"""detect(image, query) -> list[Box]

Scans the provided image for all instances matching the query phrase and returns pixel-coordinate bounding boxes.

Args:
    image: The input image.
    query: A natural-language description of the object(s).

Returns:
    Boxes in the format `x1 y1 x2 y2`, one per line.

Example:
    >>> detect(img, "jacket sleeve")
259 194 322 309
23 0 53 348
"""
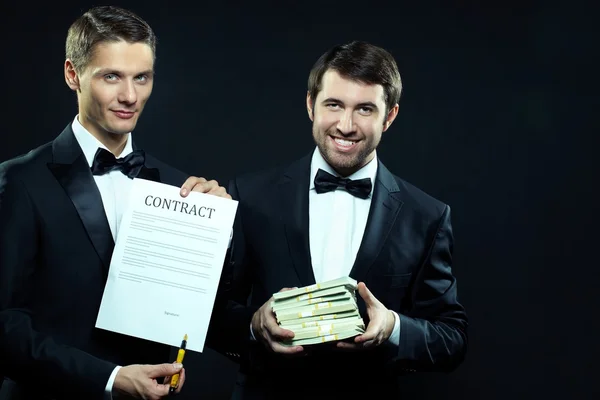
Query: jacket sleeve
394 205 468 372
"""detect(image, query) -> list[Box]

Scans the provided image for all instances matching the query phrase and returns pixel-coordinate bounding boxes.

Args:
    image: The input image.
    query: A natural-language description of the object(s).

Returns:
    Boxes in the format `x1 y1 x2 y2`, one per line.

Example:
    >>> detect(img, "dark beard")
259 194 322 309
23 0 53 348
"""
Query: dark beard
313 126 376 177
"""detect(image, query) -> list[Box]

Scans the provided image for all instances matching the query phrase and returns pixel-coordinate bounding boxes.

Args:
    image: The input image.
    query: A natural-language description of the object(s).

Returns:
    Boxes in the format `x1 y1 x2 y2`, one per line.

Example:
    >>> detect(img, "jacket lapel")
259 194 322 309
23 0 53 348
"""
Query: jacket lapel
47 125 115 273
46 127 162 275
350 161 403 282
278 155 316 287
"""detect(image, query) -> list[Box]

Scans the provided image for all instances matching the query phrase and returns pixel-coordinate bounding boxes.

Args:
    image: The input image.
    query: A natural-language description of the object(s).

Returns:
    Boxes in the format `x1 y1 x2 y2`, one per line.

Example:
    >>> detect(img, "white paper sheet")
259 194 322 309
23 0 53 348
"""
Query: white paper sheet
95 178 238 352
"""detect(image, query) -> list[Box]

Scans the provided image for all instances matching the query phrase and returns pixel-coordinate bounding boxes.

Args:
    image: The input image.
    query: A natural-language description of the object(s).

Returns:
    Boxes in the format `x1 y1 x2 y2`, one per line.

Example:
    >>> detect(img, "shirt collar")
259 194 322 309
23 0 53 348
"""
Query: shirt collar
71 114 134 168
309 147 378 197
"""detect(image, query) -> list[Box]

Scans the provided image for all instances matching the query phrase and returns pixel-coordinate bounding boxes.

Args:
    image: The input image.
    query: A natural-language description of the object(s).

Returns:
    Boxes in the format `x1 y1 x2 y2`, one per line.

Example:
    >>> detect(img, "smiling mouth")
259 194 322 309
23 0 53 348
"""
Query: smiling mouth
332 137 358 147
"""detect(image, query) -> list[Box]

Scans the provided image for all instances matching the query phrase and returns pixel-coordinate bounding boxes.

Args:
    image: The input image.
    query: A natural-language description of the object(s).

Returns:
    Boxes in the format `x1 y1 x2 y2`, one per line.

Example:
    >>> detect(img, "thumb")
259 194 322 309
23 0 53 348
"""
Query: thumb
147 362 183 378
357 282 375 306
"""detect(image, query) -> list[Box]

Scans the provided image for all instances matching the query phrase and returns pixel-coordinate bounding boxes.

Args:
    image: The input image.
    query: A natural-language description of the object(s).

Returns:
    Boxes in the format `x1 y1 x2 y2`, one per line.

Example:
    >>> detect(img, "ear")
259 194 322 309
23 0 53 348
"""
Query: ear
382 104 399 132
306 91 314 121
64 59 80 91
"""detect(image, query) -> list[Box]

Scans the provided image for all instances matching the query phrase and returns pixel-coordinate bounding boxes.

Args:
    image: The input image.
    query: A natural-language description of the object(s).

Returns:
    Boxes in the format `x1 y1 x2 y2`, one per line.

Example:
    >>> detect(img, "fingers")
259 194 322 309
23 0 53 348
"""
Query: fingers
355 309 395 347
207 184 231 199
355 323 379 344
357 282 375 306
262 307 294 341
180 176 207 197
268 322 295 342
355 306 388 346
189 179 219 195
263 326 303 354
157 375 172 399
257 321 300 354
162 367 186 395
146 362 183 379
254 299 304 355
258 295 294 341
336 341 364 351
153 382 171 398
255 287 303 354
354 334 378 348
264 318 303 354
263 316 294 341
336 339 375 350
271 340 304 354
115 364 182 400
180 177 231 199
154 364 185 397
175 367 186 394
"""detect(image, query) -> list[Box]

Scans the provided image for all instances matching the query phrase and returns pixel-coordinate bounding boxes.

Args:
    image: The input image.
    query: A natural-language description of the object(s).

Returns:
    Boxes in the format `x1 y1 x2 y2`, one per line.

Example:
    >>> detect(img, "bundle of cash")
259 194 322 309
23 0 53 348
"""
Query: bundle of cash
271 276 365 346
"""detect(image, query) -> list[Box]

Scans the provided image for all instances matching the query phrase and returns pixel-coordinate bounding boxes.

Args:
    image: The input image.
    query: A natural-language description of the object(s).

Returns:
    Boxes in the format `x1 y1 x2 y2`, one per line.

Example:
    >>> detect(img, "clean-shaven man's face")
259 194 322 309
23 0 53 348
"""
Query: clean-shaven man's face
65 40 154 141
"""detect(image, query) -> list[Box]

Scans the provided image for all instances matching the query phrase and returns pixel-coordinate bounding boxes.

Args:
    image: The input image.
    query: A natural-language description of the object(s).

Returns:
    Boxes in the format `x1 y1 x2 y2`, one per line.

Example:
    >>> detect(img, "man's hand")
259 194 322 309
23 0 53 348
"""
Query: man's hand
337 282 395 351
179 176 231 199
251 288 304 355
113 362 185 399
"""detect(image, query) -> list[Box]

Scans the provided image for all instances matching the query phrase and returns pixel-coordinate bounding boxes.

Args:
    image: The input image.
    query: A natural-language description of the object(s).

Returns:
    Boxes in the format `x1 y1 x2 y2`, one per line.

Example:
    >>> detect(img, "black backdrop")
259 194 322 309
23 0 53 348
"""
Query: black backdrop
1 1 597 398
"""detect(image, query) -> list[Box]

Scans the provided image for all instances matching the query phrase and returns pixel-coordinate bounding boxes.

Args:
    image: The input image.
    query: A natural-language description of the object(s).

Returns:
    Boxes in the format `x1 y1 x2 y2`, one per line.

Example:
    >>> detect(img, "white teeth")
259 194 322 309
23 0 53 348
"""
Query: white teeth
334 138 356 146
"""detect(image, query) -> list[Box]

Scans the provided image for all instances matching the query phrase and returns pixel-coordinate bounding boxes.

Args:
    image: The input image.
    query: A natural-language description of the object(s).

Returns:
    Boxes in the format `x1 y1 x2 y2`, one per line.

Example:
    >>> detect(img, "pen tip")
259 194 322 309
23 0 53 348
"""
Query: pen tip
184 334 188 341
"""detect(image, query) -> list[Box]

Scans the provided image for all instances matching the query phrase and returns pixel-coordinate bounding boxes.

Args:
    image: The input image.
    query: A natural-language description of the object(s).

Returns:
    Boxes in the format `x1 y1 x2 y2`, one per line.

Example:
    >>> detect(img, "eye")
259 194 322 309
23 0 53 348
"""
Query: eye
135 74 148 83
104 73 118 81
326 103 341 110
358 107 373 115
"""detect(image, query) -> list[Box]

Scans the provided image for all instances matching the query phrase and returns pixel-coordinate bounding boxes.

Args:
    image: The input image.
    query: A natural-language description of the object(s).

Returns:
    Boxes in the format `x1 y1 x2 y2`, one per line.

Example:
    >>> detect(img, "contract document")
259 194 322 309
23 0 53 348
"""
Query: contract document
96 178 238 352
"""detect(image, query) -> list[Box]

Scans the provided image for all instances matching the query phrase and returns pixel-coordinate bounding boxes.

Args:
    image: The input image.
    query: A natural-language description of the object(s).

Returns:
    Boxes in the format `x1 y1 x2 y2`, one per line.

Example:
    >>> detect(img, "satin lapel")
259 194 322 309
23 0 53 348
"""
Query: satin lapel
47 125 114 273
350 161 403 282
278 155 316 287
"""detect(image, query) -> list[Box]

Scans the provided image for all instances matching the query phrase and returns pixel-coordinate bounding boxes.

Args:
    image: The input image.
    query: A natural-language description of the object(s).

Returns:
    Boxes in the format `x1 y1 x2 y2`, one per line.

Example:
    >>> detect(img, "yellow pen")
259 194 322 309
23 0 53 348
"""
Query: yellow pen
169 334 187 394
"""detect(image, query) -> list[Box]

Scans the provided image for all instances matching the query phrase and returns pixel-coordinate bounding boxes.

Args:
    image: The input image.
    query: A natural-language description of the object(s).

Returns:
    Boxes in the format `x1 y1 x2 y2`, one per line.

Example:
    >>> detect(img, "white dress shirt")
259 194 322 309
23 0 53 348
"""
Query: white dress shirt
71 115 128 399
308 147 401 346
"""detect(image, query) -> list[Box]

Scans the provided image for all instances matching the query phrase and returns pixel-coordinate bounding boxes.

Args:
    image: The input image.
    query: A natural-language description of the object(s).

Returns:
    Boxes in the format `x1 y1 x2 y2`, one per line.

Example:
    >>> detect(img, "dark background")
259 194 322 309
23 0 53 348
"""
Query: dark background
1 0 597 398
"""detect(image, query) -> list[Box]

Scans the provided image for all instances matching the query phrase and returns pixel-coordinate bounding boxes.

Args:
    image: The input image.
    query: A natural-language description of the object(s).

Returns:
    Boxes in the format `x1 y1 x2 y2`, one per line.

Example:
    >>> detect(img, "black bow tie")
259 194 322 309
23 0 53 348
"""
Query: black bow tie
313 168 372 199
91 148 145 179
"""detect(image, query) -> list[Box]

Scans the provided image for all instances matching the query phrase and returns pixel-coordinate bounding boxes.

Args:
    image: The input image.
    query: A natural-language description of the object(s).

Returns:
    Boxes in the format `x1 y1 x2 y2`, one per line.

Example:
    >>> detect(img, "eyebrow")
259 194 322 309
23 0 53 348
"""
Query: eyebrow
94 68 154 77
321 97 379 110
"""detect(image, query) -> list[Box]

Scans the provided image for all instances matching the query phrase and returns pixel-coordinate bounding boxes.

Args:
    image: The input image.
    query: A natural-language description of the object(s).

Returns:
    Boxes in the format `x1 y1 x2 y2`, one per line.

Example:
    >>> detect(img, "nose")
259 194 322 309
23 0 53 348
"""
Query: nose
117 80 137 105
336 109 355 134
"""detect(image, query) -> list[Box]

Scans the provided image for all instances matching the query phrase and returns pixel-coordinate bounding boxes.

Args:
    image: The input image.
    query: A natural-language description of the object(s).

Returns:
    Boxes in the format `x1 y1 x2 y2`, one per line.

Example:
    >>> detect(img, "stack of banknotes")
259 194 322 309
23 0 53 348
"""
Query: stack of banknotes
271 276 365 346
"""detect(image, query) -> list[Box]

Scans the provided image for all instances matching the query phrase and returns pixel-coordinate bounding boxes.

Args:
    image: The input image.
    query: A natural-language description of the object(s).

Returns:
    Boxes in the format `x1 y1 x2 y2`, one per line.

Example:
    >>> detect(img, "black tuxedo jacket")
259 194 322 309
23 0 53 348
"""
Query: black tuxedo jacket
0 125 188 399
216 153 468 393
